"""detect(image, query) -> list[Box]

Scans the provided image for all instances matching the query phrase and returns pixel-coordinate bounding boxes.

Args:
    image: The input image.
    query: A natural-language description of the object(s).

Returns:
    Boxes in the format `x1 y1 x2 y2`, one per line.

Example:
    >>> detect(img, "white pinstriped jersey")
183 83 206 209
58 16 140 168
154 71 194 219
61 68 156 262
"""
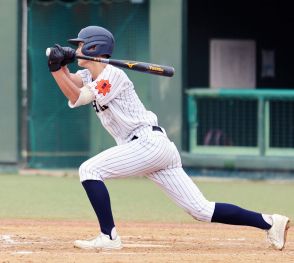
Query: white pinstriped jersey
76 65 158 145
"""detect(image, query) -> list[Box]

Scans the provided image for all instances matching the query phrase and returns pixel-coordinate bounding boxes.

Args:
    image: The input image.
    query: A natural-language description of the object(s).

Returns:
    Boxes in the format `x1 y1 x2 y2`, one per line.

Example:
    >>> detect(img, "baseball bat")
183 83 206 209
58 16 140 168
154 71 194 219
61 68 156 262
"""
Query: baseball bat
46 48 175 77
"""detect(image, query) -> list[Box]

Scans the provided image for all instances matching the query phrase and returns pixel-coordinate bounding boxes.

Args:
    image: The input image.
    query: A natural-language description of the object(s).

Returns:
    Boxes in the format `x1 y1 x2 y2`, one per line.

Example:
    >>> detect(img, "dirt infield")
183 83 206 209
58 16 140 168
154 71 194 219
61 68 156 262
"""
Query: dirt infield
0 219 293 263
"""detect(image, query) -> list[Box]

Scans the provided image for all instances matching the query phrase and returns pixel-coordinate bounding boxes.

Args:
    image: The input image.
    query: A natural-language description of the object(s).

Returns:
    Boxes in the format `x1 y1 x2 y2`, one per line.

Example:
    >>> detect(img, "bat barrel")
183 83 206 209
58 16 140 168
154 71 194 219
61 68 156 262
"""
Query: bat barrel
109 59 175 77
147 64 175 77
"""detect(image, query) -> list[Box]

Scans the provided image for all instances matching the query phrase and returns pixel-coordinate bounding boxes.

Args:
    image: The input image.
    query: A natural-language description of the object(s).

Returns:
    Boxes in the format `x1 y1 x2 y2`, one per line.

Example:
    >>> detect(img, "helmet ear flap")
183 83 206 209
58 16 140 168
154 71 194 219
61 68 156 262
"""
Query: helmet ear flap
82 41 113 57
81 42 98 56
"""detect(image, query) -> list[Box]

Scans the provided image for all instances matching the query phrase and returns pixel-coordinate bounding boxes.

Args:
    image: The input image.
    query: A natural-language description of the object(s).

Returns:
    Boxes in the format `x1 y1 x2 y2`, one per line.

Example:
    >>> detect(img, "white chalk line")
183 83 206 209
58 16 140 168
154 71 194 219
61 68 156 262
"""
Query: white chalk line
0 235 16 244
123 243 171 248
0 236 292 258
0 234 251 250
11 251 34 255
123 235 248 242
3 233 293 255
0 234 171 250
0 234 82 246
1 234 248 244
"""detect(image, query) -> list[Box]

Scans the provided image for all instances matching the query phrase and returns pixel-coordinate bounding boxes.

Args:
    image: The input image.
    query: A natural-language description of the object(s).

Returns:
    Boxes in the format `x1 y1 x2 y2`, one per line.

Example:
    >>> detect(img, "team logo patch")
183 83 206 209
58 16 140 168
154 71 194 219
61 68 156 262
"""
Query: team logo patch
96 79 111 96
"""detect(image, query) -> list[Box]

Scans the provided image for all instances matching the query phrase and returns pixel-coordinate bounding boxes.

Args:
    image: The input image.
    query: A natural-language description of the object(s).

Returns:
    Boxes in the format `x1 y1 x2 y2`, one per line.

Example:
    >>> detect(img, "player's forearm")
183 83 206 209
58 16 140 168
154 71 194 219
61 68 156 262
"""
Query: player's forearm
62 66 84 87
61 66 71 78
51 70 81 104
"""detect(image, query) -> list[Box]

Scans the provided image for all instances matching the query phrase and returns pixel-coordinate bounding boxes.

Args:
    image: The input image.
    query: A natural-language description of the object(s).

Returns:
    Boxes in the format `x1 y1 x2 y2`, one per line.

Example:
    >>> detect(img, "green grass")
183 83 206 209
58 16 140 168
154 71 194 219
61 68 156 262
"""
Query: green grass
0 174 293 222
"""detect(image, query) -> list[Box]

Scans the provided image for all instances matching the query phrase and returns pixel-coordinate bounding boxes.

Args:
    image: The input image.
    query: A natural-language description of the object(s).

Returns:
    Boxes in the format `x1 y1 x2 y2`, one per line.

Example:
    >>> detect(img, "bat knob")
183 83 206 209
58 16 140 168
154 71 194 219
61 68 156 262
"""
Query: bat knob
46 47 51 57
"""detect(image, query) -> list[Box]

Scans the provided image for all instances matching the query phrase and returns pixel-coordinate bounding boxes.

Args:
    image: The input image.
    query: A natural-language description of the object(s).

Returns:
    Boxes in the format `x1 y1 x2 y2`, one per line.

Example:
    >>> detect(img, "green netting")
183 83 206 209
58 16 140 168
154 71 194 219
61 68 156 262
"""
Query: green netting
270 100 294 148
187 89 294 155
27 0 149 168
197 98 257 147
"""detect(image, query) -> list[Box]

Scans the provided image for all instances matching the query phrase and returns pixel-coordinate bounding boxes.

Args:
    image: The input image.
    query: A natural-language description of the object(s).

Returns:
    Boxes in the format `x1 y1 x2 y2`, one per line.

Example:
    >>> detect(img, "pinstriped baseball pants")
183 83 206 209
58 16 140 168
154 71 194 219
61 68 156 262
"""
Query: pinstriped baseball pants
79 127 215 222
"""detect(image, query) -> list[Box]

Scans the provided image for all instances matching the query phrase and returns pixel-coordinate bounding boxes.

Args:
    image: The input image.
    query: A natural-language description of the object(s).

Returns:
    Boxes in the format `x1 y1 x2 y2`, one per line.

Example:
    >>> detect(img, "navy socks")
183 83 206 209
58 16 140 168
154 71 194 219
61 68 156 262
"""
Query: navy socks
82 180 115 239
211 203 271 230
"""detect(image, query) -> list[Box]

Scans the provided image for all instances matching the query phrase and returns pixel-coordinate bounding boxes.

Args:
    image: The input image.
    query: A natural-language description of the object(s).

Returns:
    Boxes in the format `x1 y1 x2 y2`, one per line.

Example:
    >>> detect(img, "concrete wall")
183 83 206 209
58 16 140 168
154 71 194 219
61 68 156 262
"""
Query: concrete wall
150 0 184 149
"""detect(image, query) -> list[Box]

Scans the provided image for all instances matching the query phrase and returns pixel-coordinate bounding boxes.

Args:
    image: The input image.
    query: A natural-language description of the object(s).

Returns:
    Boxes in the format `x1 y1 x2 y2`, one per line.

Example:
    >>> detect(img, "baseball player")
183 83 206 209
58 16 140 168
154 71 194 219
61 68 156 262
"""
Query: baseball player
47 25 290 251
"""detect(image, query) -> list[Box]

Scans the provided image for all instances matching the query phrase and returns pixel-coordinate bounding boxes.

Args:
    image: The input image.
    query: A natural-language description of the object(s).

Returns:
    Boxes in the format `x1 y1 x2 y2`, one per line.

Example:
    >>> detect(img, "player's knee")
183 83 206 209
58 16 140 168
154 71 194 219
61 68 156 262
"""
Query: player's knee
78 162 90 181
190 200 215 222
78 162 103 182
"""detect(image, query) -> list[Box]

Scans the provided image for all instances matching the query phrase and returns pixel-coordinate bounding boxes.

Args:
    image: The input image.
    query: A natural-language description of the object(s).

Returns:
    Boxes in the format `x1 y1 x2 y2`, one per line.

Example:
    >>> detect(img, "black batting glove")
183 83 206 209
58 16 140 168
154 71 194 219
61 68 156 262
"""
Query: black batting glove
55 44 76 66
47 44 64 72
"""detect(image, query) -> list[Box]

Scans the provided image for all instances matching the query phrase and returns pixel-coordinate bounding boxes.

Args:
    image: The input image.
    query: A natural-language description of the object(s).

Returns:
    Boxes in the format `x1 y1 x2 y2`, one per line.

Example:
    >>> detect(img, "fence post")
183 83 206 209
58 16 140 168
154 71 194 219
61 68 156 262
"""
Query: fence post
188 96 197 151
257 97 265 156
264 100 270 154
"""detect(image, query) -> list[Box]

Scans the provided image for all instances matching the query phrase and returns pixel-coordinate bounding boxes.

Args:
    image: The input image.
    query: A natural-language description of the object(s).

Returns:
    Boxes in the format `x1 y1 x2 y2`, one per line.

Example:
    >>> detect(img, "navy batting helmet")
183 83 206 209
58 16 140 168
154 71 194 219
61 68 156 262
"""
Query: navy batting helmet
68 26 114 57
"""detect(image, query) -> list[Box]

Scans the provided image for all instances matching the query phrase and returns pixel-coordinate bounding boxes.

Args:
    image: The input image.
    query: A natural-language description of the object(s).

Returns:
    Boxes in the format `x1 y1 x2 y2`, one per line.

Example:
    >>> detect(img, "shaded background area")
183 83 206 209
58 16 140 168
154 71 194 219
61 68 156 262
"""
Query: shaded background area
188 0 294 88
27 0 150 167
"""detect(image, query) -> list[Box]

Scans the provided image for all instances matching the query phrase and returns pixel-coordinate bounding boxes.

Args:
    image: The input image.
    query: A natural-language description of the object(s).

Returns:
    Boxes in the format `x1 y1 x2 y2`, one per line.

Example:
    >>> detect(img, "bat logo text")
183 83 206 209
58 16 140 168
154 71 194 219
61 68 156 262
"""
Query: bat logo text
149 65 164 73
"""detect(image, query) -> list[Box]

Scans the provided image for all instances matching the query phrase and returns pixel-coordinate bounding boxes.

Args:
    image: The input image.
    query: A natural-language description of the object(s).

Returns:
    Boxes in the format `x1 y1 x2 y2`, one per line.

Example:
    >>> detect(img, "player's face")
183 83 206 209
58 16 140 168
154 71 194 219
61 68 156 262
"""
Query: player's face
76 42 98 68
76 42 89 68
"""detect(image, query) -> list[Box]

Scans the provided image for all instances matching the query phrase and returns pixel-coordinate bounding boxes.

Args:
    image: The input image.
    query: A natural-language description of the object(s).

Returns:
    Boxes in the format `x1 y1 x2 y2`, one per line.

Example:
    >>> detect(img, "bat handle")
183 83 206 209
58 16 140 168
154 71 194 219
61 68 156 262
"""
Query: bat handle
75 55 108 64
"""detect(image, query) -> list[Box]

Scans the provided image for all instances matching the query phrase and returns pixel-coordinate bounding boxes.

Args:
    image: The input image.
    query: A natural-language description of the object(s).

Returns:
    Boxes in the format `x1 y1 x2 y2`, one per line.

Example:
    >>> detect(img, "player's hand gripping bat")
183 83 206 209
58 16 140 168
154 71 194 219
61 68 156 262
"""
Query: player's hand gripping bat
46 47 175 77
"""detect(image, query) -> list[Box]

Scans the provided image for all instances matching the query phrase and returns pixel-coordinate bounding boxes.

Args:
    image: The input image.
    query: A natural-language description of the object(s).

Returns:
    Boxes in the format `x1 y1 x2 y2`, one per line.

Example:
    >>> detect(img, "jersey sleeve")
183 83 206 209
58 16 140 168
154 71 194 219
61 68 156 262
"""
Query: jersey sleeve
86 65 129 106
76 69 92 86
68 85 95 108
67 69 94 108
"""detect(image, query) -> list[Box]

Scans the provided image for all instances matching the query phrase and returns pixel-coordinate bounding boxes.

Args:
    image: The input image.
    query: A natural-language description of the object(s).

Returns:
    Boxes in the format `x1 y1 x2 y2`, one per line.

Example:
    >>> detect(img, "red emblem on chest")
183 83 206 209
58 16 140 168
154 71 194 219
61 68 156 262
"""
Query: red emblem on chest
96 79 111 96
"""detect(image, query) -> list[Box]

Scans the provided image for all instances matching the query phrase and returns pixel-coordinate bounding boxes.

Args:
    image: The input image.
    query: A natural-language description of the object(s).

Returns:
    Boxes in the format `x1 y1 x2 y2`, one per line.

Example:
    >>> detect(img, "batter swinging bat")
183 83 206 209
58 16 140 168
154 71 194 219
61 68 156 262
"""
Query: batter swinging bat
46 48 175 77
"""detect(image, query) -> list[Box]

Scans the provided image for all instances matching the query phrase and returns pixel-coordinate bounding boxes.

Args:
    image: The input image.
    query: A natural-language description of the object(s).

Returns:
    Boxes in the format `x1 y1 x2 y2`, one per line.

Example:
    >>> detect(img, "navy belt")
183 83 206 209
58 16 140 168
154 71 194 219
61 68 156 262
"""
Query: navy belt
131 126 163 141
